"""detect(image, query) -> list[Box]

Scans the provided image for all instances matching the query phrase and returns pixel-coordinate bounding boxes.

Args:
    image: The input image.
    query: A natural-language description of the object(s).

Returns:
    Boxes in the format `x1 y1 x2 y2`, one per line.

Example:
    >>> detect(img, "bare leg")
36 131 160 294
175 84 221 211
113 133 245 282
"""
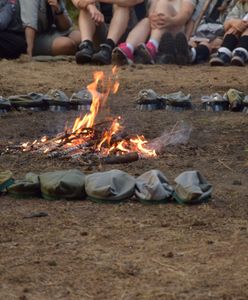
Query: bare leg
51 36 78 55
150 1 178 42
107 5 130 44
126 18 151 48
78 9 96 41
68 30 81 45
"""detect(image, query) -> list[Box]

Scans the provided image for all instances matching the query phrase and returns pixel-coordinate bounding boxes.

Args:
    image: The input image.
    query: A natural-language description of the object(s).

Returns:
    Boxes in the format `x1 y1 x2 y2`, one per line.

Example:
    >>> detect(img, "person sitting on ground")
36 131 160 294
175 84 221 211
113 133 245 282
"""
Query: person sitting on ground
111 0 197 65
18 0 81 57
178 0 234 65
210 0 248 66
0 0 26 59
72 0 144 65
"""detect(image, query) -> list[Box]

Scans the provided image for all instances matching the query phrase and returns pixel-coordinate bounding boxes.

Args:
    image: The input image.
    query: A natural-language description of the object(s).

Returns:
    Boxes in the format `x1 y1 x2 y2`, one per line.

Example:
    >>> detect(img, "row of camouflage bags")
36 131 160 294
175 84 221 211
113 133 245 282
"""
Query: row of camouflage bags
0 89 92 113
0 169 212 204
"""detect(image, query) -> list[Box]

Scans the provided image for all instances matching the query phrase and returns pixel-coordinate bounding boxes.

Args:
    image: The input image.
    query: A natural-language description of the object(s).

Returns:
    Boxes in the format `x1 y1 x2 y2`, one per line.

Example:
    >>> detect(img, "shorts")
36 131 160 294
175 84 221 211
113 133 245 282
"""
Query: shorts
33 28 72 56
0 31 26 59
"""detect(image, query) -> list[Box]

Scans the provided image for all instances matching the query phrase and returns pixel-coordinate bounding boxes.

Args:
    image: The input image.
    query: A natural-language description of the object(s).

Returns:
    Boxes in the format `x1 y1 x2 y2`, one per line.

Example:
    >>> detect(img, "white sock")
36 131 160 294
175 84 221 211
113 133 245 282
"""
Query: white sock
218 47 232 57
191 48 196 63
126 43 134 53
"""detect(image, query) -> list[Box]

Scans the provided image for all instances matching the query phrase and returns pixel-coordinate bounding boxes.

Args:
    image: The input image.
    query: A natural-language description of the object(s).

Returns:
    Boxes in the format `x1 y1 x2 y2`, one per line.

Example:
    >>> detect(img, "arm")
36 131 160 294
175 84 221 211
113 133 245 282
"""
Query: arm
48 0 72 31
71 0 96 9
170 1 195 28
0 1 15 31
224 18 248 33
24 26 36 57
19 0 39 57
150 1 195 30
100 0 144 7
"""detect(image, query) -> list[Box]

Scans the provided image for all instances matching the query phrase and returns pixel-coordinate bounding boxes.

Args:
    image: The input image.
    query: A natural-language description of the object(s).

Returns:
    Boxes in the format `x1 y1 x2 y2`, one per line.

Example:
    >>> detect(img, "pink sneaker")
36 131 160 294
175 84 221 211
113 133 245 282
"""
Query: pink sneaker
146 41 157 60
112 43 134 65
135 42 157 64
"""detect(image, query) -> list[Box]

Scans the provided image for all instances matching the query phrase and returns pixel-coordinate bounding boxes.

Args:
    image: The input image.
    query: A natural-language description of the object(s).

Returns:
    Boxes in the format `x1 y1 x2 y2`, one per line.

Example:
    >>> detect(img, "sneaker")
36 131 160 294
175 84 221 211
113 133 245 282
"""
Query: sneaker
231 50 247 66
156 32 176 64
92 44 112 65
112 43 134 65
175 32 191 65
75 41 94 64
210 51 231 66
135 42 156 64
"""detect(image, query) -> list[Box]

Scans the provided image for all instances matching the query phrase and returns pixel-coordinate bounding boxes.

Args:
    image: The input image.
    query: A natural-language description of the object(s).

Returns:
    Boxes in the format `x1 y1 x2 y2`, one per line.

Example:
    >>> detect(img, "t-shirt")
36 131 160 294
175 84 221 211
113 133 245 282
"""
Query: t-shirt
19 0 72 32
226 1 248 20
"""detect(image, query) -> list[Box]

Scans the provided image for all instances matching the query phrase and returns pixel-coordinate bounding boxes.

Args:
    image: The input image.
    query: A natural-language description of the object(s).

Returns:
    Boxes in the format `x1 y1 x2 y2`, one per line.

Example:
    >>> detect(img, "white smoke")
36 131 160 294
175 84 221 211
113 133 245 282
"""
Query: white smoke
147 121 192 153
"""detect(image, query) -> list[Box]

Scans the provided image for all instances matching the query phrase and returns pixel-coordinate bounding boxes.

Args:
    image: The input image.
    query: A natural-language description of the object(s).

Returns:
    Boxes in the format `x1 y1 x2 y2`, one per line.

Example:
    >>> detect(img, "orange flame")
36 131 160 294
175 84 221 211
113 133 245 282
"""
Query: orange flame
21 67 157 159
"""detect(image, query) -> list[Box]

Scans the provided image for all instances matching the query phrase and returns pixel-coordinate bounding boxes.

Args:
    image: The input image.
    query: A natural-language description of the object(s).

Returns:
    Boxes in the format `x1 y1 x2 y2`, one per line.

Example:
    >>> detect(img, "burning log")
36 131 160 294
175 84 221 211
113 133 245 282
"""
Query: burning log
11 68 157 164
102 152 139 164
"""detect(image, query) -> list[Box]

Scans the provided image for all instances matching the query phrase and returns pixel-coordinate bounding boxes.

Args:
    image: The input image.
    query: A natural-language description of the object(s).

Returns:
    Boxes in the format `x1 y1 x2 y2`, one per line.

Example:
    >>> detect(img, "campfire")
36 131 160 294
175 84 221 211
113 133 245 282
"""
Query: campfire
19 67 157 164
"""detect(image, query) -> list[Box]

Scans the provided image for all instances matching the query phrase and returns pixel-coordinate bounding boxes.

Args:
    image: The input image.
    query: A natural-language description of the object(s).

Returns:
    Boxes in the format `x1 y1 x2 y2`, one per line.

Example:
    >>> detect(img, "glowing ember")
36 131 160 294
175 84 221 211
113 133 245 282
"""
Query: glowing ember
20 67 157 160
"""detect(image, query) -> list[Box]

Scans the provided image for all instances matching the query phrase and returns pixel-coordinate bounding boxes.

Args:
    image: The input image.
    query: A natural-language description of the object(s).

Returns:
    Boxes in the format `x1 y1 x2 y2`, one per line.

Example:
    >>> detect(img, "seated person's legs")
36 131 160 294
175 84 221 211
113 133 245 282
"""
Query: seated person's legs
76 8 98 64
32 29 80 56
112 17 151 65
231 29 248 66
210 28 240 66
92 5 131 65
135 0 179 64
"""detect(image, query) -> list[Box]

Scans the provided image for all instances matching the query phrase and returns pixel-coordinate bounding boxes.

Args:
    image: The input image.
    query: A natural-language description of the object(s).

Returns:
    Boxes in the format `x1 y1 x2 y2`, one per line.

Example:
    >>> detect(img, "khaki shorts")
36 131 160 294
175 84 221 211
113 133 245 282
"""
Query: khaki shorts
33 28 72 56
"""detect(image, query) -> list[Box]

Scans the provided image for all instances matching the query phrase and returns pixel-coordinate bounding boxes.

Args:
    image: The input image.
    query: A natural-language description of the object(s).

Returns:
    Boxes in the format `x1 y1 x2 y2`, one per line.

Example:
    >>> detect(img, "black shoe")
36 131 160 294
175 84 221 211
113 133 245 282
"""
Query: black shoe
231 49 247 66
175 32 191 65
210 51 231 66
156 32 176 64
92 44 112 65
135 43 155 64
75 41 94 64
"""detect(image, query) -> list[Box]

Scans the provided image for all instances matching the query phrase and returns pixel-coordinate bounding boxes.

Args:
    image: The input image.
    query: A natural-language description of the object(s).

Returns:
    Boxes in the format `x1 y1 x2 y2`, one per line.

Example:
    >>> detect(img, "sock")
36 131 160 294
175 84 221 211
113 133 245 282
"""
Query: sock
191 47 196 62
239 35 248 51
147 38 159 51
81 39 93 46
222 34 239 51
104 38 115 50
126 43 134 53
79 39 93 50
218 47 232 57
194 44 210 63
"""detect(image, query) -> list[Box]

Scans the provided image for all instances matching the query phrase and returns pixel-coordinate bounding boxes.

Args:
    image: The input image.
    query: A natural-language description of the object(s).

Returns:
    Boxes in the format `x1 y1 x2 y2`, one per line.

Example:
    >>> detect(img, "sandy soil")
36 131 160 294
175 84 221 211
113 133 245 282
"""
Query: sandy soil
0 59 248 300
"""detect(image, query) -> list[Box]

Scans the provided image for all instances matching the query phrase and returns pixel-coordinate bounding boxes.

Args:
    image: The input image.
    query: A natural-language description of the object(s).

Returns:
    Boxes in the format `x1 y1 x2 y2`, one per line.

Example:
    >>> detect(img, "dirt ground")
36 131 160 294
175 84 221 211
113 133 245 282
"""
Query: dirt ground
0 59 248 300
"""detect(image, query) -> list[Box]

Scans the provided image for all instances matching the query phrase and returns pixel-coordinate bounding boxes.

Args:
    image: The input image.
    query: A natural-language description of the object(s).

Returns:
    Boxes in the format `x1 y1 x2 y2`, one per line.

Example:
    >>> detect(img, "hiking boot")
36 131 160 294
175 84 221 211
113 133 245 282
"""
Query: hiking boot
231 49 247 66
75 41 94 64
175 32 191 65
156 32 176 64
112 43 134 65
135 42 156 64
210 51 231 66
92 44 112 65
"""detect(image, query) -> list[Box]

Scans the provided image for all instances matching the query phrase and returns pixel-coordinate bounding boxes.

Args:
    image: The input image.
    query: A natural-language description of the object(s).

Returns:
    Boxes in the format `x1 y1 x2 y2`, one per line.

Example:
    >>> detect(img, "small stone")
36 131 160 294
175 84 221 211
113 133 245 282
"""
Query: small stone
160 222 169 228
48 260 57 266
192 220 207 227
80 231 88 236
206 240 214 245
164 251 174 258
232 180 242 186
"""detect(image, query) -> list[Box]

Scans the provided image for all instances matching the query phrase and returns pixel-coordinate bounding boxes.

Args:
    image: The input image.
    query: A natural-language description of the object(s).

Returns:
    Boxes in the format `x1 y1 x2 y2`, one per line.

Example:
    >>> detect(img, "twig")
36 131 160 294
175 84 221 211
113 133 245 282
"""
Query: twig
217 159 233 171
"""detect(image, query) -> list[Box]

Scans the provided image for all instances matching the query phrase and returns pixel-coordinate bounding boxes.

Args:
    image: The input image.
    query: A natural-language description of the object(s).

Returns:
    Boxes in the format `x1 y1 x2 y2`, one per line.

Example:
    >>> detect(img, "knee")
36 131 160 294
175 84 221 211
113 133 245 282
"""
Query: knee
241 29 248 37
69 30 81 45
52 37 77 55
